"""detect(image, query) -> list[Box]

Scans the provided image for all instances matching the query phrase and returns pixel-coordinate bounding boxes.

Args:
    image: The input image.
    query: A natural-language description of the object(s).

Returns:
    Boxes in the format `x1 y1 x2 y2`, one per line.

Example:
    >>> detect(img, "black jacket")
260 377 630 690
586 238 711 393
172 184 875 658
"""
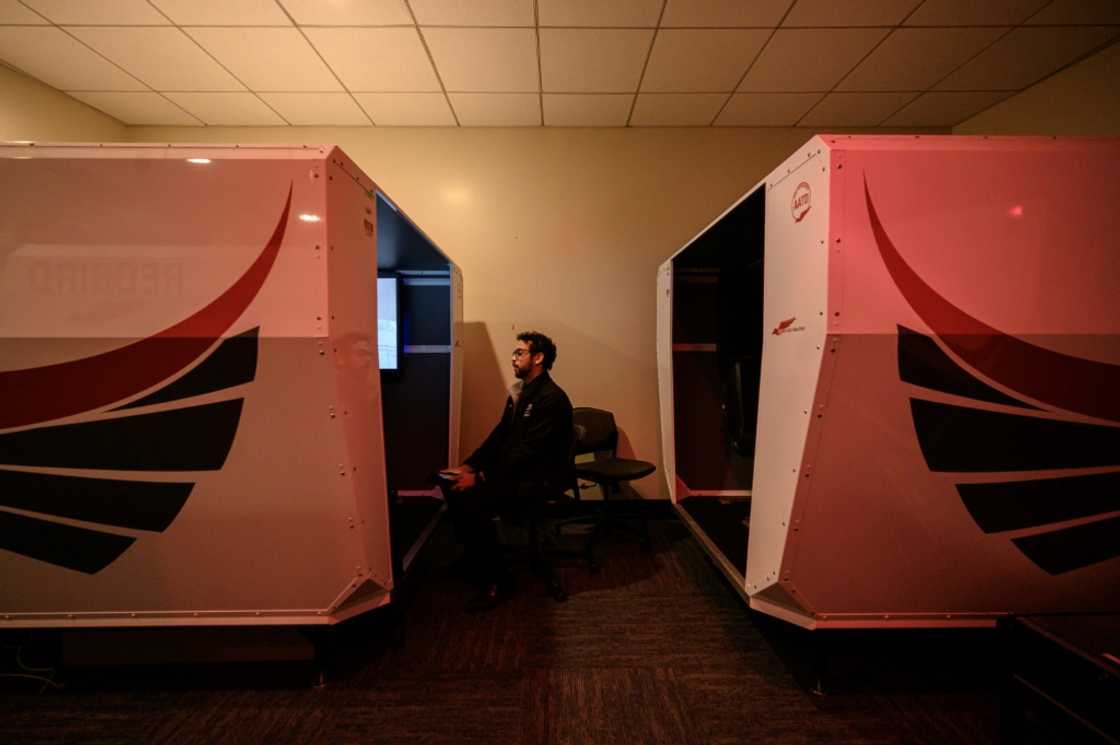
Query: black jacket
464 372 573 490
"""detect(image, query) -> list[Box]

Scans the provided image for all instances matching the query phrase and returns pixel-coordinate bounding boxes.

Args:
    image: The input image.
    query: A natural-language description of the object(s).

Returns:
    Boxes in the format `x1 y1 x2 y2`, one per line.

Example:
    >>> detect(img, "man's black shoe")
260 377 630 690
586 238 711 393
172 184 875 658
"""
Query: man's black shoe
547 577 568 603
464 573 515 613
465 582 503 613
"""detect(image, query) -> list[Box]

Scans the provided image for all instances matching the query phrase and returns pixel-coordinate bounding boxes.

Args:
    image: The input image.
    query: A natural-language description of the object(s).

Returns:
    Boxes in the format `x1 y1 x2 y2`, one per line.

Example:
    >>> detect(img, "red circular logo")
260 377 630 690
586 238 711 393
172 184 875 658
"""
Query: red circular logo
791 182 811 223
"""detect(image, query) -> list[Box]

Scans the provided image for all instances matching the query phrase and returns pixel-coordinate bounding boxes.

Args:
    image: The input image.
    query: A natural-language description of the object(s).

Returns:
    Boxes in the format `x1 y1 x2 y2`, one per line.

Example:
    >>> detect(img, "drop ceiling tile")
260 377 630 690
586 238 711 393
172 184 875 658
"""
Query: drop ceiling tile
22 0 168 24
740 28 888 92
782 0 920 27
714 92 820 125
354 92 456 125
0 1 48 23
540 29 652 93
187 28 340 91
151 0 291 26
68 91 201 125
1026 0 1120 25
0 27 145 90
882 90 1012 126
449 93 539 126
905 0 1048 26
278 0 411 25
799 91 915 127
642 29 769 92
936 26 1119 90
538 0 663 27
410 0 533 26
68 27 243 91
258 92 370 124
423 28 538 92
165 91 286 125
630 93 726 125
661 0 793 27
838 27 1004 91
304 28 439 91
543 94 632 125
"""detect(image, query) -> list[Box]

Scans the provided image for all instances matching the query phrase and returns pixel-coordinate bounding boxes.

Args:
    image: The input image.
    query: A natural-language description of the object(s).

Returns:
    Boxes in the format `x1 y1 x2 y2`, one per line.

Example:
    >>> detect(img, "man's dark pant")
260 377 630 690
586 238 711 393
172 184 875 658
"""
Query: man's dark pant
440 480 542 585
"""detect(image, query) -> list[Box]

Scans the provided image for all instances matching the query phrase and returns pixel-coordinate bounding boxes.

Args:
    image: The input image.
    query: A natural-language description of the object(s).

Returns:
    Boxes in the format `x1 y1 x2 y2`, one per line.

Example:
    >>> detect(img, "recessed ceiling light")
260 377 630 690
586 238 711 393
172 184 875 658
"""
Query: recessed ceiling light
299 214 321 222
186 157 211 164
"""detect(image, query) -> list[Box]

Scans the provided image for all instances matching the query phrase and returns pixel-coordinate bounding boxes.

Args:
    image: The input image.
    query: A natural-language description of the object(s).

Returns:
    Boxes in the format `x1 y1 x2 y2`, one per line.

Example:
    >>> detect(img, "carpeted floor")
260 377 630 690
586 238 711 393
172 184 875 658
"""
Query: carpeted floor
0 513 1058 744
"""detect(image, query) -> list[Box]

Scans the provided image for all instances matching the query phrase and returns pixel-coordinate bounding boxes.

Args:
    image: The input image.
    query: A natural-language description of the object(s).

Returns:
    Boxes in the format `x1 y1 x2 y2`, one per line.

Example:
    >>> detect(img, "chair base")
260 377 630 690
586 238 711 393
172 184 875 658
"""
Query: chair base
555 483 652 557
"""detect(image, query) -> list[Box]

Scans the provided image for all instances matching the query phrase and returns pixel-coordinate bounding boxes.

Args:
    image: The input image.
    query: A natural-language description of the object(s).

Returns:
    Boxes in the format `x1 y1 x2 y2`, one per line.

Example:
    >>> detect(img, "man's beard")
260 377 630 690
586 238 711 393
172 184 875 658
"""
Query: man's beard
513 365 527 379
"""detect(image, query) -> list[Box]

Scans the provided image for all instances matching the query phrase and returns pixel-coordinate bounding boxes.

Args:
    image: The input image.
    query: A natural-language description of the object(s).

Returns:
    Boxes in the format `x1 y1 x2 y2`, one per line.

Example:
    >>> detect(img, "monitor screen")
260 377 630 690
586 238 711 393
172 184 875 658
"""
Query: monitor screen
377 276 399 370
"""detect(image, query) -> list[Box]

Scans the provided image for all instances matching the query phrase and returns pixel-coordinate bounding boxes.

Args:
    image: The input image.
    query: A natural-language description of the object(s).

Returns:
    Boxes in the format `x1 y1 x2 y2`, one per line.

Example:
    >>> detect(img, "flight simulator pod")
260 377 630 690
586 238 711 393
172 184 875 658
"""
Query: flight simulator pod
658 135 1120 629
0 143 461 627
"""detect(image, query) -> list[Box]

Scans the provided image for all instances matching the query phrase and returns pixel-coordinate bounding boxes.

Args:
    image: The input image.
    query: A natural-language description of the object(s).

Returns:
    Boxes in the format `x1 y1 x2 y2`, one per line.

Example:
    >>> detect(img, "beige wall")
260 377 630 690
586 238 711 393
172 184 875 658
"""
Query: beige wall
956 41 1120 135
0 63 124 142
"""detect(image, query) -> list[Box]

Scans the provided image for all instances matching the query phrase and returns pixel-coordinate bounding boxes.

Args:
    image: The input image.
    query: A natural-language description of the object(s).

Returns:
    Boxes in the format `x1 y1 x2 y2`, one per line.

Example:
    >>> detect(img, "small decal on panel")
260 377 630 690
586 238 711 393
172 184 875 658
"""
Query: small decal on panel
791 182 811 223
772 317 805 335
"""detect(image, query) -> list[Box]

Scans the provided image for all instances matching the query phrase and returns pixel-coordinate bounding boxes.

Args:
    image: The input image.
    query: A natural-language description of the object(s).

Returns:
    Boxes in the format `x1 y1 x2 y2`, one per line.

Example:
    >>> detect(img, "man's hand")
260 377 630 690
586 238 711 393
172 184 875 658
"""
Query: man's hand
451 470 477 492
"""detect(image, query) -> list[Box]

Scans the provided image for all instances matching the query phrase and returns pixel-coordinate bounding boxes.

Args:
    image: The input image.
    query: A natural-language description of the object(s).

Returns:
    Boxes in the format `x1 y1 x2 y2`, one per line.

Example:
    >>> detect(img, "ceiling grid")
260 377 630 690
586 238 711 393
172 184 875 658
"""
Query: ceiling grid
21 2 205 125
269 0 374 125
402 0 459 126
709 0 798 126
0 0 1114 128
626 0 669 127
148 1 294 126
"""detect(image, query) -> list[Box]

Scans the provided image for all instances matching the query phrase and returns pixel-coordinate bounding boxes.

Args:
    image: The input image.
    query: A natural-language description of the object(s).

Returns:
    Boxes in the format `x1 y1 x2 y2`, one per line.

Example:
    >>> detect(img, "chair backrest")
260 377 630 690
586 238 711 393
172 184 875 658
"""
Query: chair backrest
572 407 618 458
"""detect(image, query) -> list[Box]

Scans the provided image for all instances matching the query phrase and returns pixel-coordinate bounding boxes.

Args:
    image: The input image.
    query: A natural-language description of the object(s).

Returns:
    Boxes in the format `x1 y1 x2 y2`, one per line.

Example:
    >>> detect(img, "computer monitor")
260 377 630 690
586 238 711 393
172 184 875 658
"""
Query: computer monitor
377 275 399 370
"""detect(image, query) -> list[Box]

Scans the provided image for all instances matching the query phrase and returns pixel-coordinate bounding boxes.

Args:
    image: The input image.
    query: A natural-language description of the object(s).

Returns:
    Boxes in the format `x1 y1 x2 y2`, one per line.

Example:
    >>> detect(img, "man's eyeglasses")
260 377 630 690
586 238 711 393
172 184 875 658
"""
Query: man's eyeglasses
512 349 531 358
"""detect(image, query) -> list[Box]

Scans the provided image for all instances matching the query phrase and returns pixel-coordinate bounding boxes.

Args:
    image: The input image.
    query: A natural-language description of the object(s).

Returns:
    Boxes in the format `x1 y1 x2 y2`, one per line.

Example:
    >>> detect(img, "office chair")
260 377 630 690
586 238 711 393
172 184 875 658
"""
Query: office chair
559 407 657 562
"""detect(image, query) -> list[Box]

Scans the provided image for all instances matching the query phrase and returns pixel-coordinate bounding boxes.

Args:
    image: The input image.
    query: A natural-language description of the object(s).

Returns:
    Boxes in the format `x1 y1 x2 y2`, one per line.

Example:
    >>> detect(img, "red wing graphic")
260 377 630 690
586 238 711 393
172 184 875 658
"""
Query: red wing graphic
772 318 796 335
0 185 292 430
864 178 1120 424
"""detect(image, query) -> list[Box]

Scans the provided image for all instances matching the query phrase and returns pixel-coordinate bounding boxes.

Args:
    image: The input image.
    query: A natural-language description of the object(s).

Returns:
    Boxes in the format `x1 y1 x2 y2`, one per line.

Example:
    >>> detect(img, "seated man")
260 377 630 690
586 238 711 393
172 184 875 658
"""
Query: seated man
442 330 573 611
